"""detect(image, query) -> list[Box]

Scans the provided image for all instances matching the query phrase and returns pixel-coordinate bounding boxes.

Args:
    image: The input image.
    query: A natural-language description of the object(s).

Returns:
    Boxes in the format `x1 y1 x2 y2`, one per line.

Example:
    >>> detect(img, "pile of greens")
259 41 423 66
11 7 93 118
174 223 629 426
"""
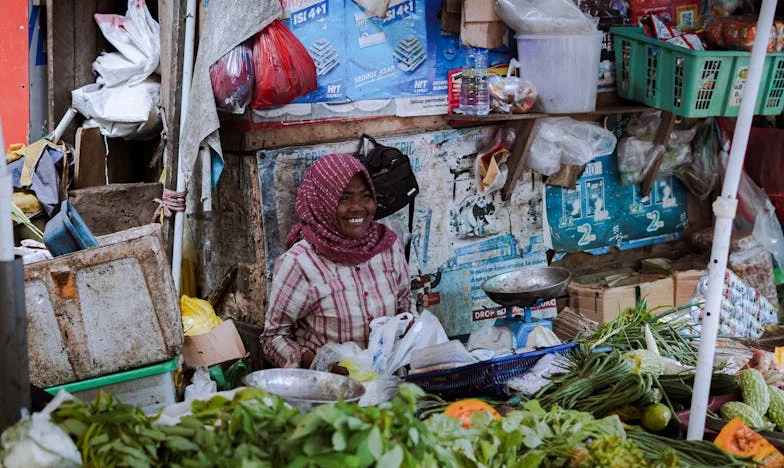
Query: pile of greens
21 383 749 468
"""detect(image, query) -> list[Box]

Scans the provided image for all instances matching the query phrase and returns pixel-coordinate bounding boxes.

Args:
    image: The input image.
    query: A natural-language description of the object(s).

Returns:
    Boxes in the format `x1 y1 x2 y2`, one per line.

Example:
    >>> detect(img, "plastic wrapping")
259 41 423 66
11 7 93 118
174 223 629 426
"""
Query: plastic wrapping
676 119 720 200
729 238 779 307
525 117 617 176
184 367 217 403
616 112 698 185
209 41 254 114
180 295 222 336
495 0 597 34
311 310 448 379
487 59 537 114
251 19 317 110
690 268 778 339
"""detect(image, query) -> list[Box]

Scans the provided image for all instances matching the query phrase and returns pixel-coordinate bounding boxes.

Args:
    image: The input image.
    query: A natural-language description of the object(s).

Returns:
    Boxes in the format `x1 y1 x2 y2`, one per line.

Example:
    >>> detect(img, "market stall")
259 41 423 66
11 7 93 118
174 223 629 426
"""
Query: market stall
5 0 784 466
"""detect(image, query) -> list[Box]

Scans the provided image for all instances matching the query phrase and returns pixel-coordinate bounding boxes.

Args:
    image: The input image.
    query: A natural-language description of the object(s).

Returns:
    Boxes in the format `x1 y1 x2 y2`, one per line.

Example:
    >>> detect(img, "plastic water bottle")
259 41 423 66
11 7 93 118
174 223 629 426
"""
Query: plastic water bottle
459 46 490 116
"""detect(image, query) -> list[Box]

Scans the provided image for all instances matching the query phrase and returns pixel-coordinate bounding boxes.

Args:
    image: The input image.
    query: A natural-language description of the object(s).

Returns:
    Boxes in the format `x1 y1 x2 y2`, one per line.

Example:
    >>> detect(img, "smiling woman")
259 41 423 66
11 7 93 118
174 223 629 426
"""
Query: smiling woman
261 154 416 370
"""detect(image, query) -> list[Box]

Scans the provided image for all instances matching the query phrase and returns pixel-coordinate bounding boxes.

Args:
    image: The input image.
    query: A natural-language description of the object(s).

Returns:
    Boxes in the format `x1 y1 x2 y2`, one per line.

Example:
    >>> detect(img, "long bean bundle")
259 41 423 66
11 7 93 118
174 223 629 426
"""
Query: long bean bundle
579 300 698 366
535 349 659 415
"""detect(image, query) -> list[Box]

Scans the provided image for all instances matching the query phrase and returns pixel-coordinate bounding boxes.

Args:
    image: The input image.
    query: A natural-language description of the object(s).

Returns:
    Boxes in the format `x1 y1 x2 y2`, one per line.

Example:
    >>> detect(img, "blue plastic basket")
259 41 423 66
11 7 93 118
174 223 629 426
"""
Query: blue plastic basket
403 342 578 398
43 200 99 257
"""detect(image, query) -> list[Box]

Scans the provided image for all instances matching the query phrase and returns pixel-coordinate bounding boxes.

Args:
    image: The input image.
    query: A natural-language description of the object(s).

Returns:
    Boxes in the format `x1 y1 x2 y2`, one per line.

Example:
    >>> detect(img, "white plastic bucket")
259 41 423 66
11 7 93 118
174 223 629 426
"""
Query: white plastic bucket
515 32 602 114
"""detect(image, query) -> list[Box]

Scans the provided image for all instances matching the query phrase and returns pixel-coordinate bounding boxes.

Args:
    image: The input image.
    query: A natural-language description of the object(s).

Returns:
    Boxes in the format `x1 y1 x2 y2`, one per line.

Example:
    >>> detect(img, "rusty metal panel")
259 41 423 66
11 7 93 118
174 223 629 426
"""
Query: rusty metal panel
24 224 183 388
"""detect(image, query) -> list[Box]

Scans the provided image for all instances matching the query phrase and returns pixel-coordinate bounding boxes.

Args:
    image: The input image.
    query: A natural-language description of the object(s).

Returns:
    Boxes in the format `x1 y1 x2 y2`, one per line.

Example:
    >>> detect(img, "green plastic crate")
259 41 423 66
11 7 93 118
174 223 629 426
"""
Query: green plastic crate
612 26 784 118
45 359 178 413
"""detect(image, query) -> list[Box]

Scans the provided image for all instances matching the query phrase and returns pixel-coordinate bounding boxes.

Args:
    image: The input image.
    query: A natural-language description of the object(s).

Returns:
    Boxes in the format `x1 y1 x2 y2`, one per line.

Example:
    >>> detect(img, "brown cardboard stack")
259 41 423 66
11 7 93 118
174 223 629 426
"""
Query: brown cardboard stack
460 0 507 49
569 273 675 324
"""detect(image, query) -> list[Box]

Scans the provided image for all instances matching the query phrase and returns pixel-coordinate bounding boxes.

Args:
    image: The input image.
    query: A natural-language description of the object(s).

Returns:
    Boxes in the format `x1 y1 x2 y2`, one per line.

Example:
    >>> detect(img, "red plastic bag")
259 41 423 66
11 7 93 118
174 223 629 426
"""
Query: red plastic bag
251 19 317 109
209 41 254 114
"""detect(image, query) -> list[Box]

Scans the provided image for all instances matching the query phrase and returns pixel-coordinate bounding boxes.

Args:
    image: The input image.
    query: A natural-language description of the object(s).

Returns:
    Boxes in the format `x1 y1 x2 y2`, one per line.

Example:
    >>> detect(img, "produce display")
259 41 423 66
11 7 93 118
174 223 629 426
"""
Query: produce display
5 300 784 467
1 385 753 468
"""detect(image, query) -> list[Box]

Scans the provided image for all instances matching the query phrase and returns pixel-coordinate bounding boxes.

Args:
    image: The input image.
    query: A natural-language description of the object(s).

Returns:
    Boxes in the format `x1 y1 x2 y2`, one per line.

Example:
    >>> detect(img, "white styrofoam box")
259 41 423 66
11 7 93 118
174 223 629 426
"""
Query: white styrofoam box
25 224 183 388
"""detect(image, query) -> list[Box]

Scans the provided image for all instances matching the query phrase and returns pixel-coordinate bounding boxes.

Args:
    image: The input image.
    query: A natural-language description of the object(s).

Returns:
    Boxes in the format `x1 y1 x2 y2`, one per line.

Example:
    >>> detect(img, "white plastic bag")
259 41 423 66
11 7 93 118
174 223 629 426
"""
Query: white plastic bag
184 367 217 403
1 391 82 468
525 117 617 176
311 310 448 379
72 79 162 140
495 0 597 34
93 0 161 86
72 0 162 140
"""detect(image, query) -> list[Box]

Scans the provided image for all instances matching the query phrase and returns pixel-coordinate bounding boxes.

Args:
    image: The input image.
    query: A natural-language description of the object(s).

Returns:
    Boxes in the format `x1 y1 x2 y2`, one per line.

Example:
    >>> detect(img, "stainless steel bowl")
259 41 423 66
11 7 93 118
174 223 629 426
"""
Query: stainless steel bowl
243 369 365 409
480 266 572 307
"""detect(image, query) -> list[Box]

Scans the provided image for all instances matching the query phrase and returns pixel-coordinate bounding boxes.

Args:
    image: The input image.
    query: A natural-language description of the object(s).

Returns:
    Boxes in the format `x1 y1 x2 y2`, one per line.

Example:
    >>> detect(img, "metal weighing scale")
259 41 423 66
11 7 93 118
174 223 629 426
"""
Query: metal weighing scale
480 266 572 348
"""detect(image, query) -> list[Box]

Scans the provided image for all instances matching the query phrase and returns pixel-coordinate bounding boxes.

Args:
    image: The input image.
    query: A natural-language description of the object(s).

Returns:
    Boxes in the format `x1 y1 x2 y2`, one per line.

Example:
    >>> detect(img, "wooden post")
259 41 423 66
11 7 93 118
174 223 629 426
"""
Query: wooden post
159 0 187 262
0 258 29 430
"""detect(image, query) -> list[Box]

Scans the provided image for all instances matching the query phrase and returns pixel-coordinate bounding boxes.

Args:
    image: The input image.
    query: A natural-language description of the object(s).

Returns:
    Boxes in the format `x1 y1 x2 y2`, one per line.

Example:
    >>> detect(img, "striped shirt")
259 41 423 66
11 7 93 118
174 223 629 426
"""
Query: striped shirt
261 239 415 368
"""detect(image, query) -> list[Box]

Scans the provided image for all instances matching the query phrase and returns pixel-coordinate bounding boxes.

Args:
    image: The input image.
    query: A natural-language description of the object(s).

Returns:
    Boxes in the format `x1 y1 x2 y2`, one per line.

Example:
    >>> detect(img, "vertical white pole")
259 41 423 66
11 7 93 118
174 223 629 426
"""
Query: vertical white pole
171 0 197 295
687 0 779 440
0 116 14 262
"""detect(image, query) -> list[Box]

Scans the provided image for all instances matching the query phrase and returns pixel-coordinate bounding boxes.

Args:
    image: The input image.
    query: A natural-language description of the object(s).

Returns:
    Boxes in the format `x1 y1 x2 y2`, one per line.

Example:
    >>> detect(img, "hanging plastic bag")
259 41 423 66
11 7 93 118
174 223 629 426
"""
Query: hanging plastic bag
525 117 617 176
209 41 254 114
251 19 317 109
616 112 698 185
676 119 720 200
93 0 161 87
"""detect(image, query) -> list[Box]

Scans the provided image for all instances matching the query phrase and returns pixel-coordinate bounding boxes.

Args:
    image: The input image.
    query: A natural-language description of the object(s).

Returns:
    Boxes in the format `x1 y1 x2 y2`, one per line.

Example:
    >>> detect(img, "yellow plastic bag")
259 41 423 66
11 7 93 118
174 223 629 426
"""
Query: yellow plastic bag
180 295 222 336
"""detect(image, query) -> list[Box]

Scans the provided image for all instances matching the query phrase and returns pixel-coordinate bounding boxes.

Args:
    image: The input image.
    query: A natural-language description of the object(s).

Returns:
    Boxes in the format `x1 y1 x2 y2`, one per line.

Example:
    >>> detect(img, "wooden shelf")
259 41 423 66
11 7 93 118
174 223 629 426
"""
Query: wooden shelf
446 104 655 122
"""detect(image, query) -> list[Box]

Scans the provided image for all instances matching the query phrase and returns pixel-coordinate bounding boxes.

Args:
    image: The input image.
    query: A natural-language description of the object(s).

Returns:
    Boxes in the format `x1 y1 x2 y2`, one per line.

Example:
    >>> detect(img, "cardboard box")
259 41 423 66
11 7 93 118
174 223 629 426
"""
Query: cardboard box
460 19 506 49
569 274 675 324
182 320 247 368
674 269 705 307
569 282 638 324
463 0 500 22
639 276 675 310
460 0 506 49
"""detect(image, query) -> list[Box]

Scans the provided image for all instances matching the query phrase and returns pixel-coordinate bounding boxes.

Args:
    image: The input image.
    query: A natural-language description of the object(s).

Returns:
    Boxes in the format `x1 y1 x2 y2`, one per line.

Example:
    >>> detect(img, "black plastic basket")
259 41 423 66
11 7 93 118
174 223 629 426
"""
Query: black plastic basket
403 342 578 399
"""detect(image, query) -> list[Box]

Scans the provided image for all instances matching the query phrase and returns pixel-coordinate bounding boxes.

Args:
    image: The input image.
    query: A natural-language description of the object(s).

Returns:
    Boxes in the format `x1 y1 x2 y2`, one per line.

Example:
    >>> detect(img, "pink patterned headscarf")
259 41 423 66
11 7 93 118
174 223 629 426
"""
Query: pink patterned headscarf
285 153 398 265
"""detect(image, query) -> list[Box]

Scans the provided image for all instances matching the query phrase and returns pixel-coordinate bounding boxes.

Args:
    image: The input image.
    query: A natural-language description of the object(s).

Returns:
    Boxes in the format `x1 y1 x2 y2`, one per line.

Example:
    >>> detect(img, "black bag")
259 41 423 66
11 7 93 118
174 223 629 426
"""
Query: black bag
355 134 419 220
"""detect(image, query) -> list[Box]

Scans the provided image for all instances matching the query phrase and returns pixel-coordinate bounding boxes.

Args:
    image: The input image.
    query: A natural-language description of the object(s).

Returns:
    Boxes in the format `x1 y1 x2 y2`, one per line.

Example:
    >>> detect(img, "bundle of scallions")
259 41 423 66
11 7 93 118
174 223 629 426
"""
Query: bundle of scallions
578 299 699 366
11 201 43 241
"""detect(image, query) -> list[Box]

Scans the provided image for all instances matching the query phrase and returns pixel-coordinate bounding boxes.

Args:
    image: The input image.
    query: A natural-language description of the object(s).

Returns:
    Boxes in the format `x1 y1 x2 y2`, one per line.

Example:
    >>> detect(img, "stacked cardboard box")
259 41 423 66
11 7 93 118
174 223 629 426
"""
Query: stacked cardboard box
460 0 506 49
568 272 675 324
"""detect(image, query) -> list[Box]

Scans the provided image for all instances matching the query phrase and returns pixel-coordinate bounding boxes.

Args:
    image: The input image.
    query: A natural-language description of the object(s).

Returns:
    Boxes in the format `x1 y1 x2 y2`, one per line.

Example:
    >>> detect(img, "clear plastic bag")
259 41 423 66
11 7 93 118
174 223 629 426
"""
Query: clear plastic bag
184 367 217 403
487 59 537 114
616 112 698 185
525 117 617 176
495 0 598 34
209 41 254 114
251 19 318 109
676 119 720 200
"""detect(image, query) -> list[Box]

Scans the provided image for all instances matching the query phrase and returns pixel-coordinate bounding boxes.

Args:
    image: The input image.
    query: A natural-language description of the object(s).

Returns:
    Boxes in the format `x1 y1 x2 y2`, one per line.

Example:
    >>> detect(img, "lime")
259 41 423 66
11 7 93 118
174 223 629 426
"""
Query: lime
641 403 672 432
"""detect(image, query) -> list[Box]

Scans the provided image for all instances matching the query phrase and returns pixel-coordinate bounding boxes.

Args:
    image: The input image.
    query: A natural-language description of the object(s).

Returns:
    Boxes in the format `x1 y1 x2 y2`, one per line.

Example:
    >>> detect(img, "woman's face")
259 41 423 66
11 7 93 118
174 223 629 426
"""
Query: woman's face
336 175 376 239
